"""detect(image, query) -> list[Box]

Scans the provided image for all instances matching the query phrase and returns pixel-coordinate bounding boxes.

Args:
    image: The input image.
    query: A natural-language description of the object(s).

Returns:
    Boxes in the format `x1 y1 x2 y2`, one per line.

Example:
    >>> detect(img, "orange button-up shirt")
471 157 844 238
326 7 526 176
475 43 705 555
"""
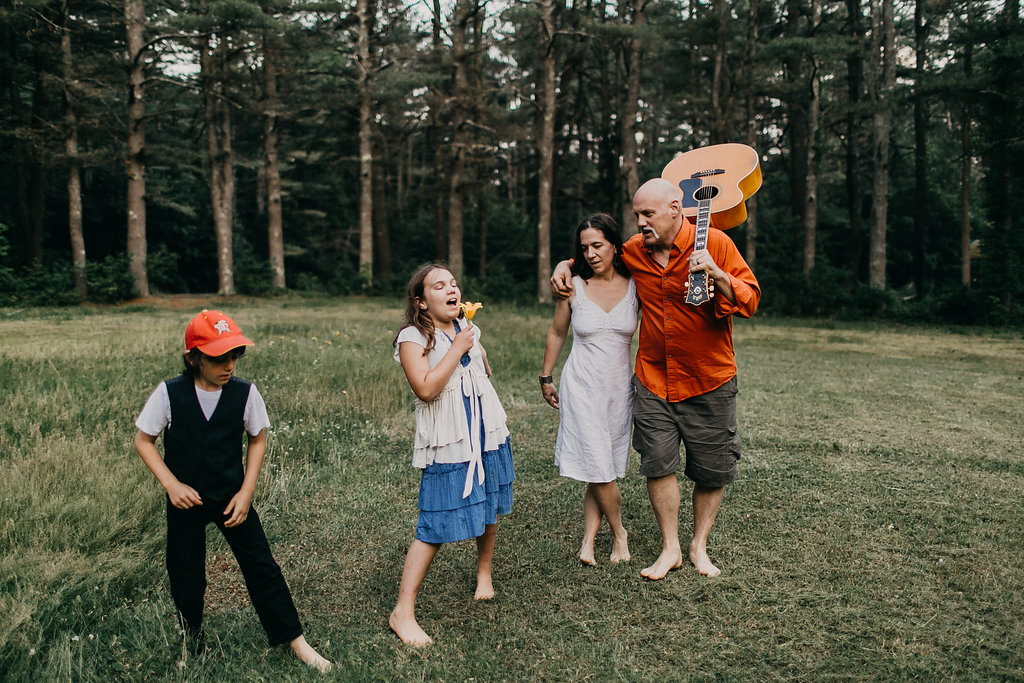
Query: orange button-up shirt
622 219 760 402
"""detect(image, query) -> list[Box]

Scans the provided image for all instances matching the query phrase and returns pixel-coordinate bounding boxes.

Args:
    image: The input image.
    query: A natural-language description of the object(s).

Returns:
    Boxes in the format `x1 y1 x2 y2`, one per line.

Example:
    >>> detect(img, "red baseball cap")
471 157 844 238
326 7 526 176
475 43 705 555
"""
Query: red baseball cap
184 310 254 356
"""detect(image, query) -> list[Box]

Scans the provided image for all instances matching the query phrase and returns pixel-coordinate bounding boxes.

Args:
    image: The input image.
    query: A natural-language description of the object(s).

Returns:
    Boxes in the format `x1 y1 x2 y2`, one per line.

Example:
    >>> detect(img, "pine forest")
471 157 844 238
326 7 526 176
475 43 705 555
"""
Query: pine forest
1 0 1022 324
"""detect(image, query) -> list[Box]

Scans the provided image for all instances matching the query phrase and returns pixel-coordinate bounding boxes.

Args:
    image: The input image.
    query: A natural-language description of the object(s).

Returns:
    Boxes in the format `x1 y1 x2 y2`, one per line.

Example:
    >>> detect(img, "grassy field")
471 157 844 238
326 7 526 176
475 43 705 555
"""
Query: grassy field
1 298 1022 681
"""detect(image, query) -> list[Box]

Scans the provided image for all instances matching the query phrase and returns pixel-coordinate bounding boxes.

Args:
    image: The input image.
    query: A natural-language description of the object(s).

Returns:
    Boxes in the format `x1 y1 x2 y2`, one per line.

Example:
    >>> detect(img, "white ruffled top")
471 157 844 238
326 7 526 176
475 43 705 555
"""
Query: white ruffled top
394 323 510 495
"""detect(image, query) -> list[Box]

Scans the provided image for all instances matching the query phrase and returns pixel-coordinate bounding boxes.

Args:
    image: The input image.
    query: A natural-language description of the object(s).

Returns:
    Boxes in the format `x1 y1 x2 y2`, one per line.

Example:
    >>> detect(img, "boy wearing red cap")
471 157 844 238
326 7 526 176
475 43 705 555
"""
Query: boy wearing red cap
134 310 330 671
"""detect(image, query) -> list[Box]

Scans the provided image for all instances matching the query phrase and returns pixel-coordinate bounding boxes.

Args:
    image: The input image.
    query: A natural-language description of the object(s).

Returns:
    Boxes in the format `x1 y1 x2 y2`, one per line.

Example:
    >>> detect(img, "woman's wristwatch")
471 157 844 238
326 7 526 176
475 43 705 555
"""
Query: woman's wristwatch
539 374 553 386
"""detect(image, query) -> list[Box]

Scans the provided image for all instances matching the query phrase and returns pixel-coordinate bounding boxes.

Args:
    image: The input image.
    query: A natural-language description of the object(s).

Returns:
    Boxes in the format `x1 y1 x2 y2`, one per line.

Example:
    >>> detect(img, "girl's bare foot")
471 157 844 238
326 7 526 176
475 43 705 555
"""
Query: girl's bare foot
610 532 631 563
579 540 597 566
389 610 433 647
474 573 495 600
289 635 332 672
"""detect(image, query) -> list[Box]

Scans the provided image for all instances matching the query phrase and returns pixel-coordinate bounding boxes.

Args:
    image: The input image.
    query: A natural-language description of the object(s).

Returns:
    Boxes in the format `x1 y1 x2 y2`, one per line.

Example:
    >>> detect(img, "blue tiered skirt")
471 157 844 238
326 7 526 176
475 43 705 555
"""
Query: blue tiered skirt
416 395 515 544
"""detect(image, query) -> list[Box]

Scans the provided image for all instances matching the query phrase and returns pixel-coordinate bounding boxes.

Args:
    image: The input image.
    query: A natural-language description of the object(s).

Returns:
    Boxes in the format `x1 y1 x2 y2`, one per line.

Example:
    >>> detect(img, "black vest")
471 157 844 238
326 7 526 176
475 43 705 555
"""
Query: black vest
164 375 251 503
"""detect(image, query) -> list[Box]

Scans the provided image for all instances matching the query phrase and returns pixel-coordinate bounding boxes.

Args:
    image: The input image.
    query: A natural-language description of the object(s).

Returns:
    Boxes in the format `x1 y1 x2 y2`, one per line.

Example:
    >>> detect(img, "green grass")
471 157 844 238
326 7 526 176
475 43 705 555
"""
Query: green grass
1 298 1022 681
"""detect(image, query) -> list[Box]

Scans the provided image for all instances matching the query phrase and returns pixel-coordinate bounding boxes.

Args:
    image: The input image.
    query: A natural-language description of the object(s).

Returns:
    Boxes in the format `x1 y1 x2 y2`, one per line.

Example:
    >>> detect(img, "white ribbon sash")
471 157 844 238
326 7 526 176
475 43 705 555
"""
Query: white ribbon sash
460 365 488 498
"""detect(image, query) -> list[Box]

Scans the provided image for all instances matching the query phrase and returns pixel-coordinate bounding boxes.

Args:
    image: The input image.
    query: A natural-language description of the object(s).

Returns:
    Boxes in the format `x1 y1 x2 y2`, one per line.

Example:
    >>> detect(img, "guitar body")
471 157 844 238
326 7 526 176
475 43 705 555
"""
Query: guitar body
661 143 762 230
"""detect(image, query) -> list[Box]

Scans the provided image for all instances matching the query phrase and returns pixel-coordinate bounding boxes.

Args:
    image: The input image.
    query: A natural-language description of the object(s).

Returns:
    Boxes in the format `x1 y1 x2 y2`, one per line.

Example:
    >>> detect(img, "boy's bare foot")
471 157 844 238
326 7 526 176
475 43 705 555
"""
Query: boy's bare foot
289 635 332 673
579 540 597 566
640 548 683 580
389 609 433 646
689 546 721 577
610 533 631 563
474 573 495 600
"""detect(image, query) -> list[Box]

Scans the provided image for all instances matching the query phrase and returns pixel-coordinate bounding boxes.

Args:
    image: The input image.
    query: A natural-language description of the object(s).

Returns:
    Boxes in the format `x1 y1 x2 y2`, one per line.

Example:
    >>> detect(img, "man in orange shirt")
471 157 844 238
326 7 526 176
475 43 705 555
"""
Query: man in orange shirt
552 178 759 579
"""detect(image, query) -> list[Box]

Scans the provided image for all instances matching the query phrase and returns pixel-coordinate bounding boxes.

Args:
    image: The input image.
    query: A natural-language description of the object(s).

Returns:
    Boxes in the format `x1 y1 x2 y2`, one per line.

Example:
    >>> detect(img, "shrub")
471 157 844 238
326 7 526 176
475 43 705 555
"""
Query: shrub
85 254 136 303
145 246 181 294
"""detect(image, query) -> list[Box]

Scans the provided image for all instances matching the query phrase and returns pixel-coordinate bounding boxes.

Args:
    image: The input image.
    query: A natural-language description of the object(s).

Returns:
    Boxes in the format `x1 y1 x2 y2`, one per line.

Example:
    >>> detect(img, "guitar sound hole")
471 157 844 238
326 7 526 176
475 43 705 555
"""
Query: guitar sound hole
694 185 719 202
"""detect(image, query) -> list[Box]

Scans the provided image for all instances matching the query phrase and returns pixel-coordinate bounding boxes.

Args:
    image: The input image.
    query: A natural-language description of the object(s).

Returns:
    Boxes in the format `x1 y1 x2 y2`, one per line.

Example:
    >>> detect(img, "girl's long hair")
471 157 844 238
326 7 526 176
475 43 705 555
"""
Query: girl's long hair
572 213 630 281
394 262 448 352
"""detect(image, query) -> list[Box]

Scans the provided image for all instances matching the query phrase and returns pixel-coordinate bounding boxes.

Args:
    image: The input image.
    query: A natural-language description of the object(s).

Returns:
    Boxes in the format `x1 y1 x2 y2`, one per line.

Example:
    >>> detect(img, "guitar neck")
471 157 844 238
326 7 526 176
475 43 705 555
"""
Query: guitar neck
694 198 710 252
683 196 713 307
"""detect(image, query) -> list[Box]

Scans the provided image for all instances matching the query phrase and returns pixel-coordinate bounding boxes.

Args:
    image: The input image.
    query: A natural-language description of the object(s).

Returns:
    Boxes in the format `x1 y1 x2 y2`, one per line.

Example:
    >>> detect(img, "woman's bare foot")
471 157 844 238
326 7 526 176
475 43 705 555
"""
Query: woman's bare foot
389 609 433 647
289 635 332 672
474 573 495 600
689 545 721 577
579 539 597 566
640 547 683 580
609 532 631 563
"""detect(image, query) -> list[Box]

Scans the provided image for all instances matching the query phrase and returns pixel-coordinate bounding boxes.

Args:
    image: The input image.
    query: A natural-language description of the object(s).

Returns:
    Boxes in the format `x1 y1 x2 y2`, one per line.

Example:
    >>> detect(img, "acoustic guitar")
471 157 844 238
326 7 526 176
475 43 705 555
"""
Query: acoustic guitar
661 143 762 306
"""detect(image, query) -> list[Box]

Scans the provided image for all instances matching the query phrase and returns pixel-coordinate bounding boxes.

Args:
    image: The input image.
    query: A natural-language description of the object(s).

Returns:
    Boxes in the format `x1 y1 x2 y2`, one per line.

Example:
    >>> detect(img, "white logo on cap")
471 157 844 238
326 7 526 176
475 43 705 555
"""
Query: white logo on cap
214 319 231 335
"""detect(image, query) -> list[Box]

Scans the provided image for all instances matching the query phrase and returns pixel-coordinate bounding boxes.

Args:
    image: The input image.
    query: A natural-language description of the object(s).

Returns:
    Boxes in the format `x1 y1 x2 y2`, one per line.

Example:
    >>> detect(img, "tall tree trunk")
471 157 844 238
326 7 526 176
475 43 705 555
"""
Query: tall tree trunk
595 0 620 224
802 0 821 276
741 0 761 270
912 0 929 295
2 24 31 264
959 2 973 287
372 146 391 280
619 0 645 234
598 44 619 223
960 108 972 287
845 0 865 278
62 1 86 301
357 0 374 284
124 0 148 295
785 0 809 237
470 3 486 280
447 0 474 280
430 0 447 261
202 36 235 296
536 0 556 303
263 30 285 289
708 0 730 145
868 0 894 290
25 67 46 263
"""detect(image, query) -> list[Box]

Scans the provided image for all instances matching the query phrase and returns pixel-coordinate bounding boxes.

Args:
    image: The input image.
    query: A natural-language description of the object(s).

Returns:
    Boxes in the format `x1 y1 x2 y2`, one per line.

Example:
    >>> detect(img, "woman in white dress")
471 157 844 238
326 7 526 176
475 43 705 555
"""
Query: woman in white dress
540 214 638 566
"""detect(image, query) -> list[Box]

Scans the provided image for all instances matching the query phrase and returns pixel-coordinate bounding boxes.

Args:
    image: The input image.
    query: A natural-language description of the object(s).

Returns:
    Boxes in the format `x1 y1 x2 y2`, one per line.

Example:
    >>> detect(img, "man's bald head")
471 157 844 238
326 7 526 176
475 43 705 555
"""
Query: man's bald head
633 178 684 250
634 178 683 205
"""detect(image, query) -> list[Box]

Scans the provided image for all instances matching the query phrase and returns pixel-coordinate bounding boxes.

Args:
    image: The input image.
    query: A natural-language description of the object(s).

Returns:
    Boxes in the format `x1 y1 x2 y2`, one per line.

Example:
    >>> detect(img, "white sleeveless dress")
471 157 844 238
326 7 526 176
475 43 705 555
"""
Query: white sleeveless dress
555 275 638 483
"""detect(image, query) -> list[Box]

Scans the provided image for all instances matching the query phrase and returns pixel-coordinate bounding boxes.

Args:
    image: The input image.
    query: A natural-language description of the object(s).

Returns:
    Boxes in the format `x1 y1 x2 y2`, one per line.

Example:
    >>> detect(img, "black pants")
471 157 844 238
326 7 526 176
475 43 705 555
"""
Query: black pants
165 500 303 646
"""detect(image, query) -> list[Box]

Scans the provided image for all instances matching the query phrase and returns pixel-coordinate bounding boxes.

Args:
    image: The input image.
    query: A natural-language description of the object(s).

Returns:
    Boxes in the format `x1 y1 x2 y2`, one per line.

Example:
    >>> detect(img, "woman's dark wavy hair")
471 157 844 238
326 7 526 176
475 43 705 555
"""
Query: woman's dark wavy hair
394 262 452 353
571 213 630 281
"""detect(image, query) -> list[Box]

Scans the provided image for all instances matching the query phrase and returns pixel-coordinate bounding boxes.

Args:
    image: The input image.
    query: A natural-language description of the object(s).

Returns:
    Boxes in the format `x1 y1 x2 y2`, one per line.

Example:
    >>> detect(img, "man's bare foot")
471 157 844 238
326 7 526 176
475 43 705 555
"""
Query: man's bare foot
640 548 683 580
579 540 597 566
474 574 495 600
289 635 332 672
689 546 721 577
388 610 433 647
610 533 631 563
